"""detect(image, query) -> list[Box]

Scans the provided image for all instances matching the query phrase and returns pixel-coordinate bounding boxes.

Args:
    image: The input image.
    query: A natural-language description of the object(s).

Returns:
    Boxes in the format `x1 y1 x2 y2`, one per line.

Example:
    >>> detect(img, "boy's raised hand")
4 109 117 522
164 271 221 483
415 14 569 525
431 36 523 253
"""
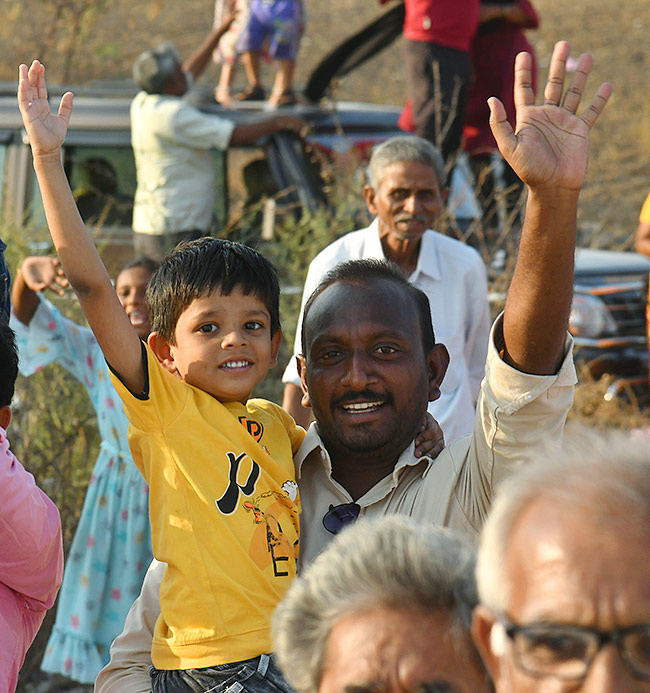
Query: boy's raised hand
489 41 613 193
18 61 73 157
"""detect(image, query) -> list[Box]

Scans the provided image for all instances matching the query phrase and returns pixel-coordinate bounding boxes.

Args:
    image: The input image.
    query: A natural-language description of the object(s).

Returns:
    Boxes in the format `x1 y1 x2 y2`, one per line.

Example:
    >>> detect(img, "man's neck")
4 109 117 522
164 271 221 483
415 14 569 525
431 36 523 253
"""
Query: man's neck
378 228 421 277
328 448 401 501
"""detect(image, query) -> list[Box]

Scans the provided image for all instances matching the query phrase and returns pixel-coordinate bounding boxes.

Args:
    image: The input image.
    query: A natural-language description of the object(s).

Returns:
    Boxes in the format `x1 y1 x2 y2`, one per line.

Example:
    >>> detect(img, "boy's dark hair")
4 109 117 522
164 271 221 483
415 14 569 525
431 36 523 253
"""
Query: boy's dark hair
0 318 18 408
119 255 159 277
301 259 435 355
147 237 281 342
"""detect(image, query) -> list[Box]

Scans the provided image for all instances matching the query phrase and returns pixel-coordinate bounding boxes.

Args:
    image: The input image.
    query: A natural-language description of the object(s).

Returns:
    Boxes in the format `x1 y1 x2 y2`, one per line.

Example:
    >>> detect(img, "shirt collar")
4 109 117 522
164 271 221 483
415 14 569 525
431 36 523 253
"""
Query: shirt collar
295 424 434 501
367 217 442 282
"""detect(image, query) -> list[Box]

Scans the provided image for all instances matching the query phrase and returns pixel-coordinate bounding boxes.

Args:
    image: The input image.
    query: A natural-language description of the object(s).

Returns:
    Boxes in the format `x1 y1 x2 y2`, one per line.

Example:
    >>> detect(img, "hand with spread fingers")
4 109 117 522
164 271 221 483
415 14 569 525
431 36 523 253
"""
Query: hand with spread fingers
20 256 69 296
18 60 73 158
488 40 613 192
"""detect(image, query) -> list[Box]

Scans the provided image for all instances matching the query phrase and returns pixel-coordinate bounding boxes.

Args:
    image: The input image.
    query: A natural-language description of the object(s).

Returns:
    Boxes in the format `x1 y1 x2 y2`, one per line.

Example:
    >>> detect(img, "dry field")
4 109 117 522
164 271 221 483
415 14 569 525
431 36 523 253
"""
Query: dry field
2 0 649 243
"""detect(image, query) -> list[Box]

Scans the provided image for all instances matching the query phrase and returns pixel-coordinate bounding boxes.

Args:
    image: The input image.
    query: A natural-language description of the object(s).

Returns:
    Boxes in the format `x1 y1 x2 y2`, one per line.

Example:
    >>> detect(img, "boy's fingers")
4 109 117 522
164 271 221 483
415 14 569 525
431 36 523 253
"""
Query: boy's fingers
58 92 74 126
37 62 48 102
17 64 32 113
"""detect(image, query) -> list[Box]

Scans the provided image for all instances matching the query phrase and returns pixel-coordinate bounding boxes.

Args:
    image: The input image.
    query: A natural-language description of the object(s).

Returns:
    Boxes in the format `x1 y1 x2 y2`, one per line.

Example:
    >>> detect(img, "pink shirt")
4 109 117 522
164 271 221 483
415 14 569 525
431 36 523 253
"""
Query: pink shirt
0 426 63 692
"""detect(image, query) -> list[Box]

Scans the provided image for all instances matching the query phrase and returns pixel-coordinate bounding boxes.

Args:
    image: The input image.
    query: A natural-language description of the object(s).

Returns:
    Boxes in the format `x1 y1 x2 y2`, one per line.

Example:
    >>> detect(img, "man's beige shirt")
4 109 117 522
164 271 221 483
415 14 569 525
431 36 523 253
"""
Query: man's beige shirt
95 318 576 692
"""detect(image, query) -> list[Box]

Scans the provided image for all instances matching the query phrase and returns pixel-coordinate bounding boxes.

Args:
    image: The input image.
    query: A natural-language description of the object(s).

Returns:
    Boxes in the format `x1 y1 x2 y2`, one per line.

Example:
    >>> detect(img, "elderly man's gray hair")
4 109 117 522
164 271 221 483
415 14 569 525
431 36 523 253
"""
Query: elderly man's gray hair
272 515 477 693
477 429 650 614
132 42 179 94
367 135 446 190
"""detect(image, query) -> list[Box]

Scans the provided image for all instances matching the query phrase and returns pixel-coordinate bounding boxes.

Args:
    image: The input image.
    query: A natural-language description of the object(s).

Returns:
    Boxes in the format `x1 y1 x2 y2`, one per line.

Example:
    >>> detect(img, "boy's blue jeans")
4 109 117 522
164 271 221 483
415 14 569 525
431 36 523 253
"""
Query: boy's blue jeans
150 653 294 693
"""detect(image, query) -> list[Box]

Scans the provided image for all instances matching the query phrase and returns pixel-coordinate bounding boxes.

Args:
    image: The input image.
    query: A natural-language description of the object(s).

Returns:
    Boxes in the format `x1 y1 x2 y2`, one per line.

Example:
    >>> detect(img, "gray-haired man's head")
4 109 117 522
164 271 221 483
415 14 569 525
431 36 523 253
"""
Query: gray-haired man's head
273 515 491 693
367 136 445 190
472 431 650 693
363 136 447 247
132 42 183 95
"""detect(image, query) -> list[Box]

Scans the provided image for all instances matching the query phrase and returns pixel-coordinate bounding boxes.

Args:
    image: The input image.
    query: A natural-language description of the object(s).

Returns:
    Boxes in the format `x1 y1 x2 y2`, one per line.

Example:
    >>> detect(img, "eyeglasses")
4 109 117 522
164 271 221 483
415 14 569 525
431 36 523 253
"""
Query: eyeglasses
495 616 650 681
322 502 361 534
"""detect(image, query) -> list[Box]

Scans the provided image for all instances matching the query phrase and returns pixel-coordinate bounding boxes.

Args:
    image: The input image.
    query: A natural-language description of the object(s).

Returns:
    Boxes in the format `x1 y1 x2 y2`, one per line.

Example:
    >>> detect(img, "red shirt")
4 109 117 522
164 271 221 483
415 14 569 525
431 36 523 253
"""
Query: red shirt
463 0 539 154
381 0 480 51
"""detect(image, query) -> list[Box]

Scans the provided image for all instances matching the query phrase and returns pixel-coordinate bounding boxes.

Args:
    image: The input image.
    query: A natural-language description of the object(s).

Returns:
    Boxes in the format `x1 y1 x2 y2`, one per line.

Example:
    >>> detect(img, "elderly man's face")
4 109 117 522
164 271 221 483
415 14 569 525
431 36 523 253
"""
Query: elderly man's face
300 279 448 461
364 161 445 244
473 498 650 693
319 605 492 693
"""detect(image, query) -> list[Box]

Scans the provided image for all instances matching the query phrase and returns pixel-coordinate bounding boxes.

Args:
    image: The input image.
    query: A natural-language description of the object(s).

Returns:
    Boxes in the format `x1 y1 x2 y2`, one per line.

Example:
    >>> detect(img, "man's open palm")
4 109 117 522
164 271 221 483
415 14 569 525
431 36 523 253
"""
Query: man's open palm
490 41 613 192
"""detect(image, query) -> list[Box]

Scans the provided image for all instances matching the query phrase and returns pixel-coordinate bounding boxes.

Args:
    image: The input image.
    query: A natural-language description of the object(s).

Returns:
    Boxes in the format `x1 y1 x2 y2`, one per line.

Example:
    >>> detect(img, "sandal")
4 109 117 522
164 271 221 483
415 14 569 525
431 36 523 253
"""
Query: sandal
270 90 298 108
237 85 266 101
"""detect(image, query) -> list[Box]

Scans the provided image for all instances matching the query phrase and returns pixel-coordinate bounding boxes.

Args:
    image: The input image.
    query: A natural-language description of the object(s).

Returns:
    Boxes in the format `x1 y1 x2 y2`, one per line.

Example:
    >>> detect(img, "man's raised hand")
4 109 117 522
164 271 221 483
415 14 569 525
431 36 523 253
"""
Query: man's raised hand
489 41 613 192
18 61 73 158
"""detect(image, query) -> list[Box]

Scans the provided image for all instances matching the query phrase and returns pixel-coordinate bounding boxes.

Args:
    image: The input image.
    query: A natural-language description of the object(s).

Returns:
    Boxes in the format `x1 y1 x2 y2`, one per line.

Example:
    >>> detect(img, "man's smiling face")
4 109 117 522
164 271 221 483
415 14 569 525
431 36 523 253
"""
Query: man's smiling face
300 279 446 461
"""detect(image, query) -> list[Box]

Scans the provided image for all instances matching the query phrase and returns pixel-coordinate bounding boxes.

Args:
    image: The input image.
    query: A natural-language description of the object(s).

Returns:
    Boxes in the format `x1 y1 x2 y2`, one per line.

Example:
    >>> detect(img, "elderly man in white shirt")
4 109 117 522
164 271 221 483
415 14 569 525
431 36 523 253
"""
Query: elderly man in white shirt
130 20 304 261
281 135 490 444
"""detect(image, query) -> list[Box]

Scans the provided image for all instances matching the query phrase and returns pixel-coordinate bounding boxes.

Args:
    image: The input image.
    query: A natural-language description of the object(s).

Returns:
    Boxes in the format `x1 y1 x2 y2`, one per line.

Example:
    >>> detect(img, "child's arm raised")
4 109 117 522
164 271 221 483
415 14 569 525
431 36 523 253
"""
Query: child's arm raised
18 61 145 393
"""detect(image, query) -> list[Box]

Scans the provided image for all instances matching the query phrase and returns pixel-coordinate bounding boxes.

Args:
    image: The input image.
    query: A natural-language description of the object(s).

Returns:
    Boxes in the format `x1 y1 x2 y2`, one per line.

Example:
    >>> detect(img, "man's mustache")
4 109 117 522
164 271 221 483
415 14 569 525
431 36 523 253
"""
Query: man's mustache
332 389 393 408
394 214 428 225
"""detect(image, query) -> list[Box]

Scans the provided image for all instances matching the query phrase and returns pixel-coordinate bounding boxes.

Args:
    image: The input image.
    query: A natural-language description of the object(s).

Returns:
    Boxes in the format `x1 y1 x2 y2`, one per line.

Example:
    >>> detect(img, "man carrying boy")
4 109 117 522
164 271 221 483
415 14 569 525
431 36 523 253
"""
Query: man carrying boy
19 37 611 690
0 319 64 689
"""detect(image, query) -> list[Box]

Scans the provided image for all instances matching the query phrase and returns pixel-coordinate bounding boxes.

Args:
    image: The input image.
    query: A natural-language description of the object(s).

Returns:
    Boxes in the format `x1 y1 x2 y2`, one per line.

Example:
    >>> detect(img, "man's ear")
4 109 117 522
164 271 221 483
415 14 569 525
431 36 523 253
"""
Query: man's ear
426 343 450 402
269 329 282 368
472 605 504 682
0 405 11 431
148 332 177 374
363 185 378 216
297 355 311 408
441 186 449 203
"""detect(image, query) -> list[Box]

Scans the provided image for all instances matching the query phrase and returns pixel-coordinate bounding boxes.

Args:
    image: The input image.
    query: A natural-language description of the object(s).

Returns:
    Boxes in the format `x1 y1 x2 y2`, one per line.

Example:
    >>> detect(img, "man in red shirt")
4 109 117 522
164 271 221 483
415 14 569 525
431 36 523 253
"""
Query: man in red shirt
381 0 480 174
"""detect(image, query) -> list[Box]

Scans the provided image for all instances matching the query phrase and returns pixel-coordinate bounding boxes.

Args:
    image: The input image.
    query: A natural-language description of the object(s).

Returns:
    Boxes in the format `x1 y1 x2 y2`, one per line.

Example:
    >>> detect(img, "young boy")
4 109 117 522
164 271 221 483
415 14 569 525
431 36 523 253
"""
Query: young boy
18 61 302 690
0 318 64 689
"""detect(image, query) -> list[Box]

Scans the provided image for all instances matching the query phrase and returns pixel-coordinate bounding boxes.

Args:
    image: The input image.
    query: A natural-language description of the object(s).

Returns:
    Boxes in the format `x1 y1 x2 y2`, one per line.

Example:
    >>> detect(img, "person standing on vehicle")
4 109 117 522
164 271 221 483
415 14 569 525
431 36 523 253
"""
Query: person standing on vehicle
379 0 480 174
281 135 491 445
130 14 304 261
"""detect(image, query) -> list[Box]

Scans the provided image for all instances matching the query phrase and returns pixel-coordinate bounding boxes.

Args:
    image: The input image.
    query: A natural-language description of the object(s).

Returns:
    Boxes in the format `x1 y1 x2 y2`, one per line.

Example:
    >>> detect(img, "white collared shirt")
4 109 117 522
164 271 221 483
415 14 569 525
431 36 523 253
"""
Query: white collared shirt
282 218 491 444
130 91 235 235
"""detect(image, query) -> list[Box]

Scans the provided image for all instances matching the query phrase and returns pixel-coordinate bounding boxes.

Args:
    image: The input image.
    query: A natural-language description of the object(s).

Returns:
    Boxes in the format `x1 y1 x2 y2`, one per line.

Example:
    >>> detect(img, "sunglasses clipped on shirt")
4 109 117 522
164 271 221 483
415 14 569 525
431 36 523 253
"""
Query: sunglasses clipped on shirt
322 502 361 534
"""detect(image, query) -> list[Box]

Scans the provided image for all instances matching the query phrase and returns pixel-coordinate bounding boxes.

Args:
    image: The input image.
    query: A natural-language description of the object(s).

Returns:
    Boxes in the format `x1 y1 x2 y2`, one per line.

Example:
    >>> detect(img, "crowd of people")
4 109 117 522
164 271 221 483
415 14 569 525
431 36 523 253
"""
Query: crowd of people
1 2 649 693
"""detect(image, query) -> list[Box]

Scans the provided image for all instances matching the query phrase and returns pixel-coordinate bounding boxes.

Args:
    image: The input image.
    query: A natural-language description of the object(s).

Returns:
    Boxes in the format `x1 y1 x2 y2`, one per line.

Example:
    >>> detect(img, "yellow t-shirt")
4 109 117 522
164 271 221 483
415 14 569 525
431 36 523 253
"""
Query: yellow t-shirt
109 343 304 670
640 192 650 224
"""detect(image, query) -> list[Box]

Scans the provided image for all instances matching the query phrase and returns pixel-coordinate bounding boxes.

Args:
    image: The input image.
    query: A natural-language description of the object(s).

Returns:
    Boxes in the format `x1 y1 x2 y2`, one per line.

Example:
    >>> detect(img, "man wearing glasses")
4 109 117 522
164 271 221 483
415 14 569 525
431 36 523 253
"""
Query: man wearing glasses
473 432 650 692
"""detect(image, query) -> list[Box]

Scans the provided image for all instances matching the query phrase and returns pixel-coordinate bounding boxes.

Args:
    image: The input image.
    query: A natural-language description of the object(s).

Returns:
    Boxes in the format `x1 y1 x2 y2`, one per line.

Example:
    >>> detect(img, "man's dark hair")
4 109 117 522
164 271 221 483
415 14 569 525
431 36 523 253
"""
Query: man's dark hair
0 318 18 408
301 259 435 355
147 237 281 343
